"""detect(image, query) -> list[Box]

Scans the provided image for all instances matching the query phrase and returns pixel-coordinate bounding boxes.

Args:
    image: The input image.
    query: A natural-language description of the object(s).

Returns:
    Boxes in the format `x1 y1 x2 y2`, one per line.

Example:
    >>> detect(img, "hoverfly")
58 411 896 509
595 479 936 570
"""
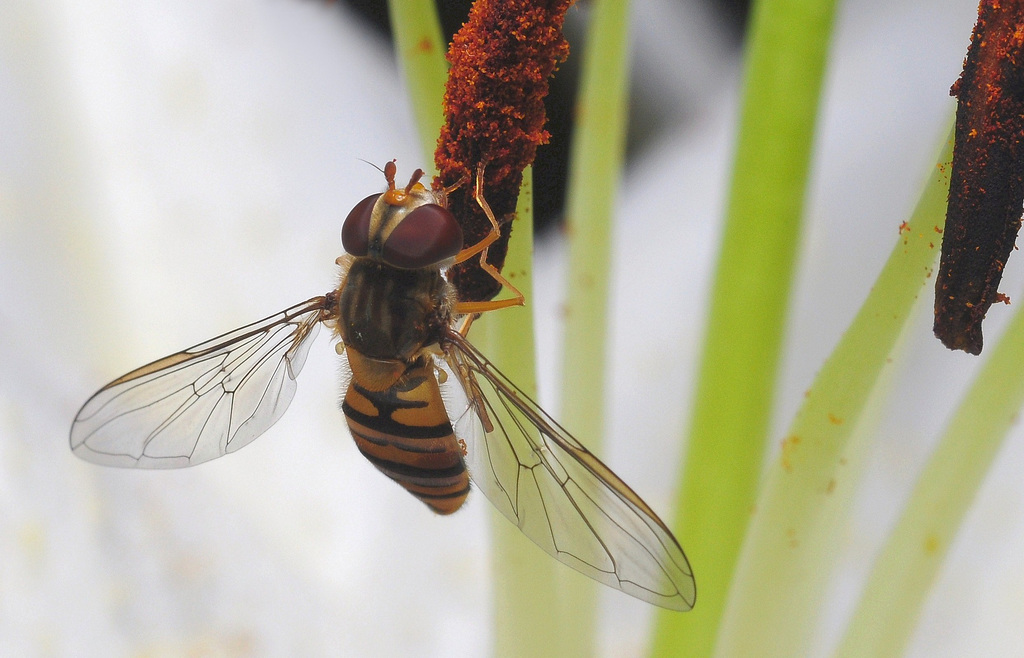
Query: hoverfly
70 162 696 611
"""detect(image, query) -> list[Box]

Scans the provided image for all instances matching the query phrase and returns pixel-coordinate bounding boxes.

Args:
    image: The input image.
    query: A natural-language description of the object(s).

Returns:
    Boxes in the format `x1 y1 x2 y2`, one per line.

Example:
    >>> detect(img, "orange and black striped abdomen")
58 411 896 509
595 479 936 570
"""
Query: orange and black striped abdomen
342 361 469 515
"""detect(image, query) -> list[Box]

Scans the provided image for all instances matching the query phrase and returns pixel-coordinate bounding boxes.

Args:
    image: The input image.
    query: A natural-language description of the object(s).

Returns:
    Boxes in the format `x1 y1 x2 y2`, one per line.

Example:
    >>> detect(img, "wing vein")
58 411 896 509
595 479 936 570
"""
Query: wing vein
70 296 332 468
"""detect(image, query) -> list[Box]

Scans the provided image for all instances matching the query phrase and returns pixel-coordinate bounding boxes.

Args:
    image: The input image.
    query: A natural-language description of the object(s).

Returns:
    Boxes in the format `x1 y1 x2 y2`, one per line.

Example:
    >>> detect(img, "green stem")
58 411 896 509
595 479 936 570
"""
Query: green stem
471 171 564 657
715 129 954 656
387 0 447 164
391 2 565 650
558 0 632 653
651 0 838 654
835 194 1024 656
389 4 557 652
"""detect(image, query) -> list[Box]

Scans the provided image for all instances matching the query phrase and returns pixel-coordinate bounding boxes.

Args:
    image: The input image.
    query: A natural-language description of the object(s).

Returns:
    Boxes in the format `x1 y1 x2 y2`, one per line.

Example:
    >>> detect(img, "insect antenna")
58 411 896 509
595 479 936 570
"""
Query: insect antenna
356 158 389 176
404 169 425 194
383 160 398 190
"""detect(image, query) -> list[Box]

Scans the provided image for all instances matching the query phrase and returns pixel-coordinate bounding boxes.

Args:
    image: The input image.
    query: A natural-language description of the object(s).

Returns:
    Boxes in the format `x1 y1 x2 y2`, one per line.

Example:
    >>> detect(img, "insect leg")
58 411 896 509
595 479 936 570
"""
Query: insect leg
453 163 503 264
451 162 526 314
446 347 496 434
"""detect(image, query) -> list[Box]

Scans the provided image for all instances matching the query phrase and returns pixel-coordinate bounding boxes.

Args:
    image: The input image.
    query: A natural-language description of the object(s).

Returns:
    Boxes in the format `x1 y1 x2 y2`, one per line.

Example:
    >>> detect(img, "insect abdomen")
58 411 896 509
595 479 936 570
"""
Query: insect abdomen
342 361 469 515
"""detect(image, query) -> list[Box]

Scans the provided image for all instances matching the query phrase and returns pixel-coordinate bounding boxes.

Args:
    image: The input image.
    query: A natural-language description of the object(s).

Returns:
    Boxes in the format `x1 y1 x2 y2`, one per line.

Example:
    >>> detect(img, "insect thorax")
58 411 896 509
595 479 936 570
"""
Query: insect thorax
336 258 451 363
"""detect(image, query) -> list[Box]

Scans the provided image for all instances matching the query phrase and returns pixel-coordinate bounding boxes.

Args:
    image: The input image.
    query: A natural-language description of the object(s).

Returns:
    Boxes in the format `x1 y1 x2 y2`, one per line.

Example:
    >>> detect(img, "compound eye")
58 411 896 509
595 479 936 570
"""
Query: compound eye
341 193 381 256
382 204 464 269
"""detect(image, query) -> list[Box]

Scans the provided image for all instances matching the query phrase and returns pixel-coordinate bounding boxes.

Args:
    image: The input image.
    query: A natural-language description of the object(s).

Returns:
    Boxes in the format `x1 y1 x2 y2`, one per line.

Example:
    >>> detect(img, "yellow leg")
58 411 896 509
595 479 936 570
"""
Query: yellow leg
452 162 526 312
453 166 501 264
453 256 525 314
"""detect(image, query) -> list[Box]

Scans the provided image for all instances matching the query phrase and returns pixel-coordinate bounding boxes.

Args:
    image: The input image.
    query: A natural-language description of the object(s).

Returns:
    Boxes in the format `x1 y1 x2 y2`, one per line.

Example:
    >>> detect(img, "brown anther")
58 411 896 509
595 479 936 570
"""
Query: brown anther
934 0 1024 354
433 0 572 304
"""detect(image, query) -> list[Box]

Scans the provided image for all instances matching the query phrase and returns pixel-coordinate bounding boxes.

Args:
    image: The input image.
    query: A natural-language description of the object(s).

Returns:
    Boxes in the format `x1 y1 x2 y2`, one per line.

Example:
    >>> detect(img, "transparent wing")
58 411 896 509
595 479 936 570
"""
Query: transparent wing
442 331 695 611
70 296 333 468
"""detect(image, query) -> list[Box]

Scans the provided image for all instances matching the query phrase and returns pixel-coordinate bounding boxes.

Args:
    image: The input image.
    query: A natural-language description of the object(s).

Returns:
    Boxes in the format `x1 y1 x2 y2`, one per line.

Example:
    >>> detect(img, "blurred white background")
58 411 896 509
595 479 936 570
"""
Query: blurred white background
1 0 1020 656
